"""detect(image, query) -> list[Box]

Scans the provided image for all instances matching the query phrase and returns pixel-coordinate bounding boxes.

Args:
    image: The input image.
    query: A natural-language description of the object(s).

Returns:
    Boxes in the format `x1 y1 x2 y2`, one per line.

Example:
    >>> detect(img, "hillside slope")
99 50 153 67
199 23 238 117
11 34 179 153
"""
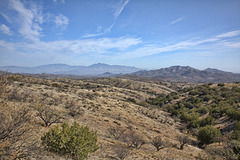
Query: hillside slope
0 74 205 160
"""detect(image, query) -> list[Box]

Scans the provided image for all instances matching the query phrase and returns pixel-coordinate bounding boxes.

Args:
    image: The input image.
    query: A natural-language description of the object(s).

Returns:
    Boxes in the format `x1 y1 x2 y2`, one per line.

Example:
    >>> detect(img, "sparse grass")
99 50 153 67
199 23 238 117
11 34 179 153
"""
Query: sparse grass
0 73 221 159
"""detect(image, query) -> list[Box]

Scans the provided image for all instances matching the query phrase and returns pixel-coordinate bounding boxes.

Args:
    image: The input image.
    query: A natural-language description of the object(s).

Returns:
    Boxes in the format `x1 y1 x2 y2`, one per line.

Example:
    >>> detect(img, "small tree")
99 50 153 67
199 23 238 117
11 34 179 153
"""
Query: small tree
122 131 145 149
34 104 63 127
114 145 130 160
151 136 166 151
200 115 215 127
198 125 221 145
206 141 240 159
233 121 240 140
0 105 37 159
178 135 189 150
108 126 126 140
41 122 98 160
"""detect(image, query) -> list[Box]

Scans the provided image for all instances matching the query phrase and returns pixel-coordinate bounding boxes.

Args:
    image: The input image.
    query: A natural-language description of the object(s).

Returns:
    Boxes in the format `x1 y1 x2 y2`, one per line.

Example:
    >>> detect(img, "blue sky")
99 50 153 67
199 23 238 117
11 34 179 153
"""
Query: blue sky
0 0 240 72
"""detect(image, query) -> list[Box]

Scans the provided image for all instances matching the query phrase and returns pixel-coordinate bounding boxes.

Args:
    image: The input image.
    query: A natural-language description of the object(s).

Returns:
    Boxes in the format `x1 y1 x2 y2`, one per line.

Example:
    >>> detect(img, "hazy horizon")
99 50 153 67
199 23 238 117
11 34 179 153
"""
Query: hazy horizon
0 0 240 73
1 62 240 74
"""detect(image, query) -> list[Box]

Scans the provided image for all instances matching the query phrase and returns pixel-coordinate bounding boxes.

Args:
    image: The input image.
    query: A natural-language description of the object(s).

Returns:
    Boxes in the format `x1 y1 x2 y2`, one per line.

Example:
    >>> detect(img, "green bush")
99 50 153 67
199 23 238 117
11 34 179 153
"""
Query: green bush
233 130 240 140
180 111 191 122
187 119 200 129
127 98 136 103
167 105 179 116
218 83 225 87
197 107 209 115
41 122 98 160
200 115 215 127
198 125 221 144
235 121 240 131
233 121 240 140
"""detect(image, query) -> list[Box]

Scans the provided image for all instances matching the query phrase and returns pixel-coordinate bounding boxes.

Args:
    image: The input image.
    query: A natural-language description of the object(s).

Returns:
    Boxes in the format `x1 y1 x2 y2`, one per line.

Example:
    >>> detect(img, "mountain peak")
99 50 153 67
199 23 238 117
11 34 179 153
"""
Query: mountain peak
133 65 240 83
89 63 110 67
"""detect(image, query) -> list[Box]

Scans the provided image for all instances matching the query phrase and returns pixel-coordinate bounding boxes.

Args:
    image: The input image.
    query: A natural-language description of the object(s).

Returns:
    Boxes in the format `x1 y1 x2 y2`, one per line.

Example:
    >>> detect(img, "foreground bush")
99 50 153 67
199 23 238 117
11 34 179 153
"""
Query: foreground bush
41 122 98 160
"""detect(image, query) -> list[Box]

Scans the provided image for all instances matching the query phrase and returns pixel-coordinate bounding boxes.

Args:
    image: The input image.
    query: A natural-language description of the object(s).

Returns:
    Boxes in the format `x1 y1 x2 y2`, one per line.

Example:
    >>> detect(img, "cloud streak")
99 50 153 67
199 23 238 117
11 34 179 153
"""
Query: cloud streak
106 0 130 33
216 30 240 38
114 30 240 59
53 0 65 4
82 0 130 38
0 24 12 35
0 13 12 23
114 0 130 20
170 17 184 25
0 37 142 59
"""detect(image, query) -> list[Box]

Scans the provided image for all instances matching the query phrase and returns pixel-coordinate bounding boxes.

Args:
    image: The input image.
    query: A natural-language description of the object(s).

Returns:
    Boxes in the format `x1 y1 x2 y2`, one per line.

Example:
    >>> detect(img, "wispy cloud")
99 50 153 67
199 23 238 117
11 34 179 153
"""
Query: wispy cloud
170 17 184 25
0 24 12 35
54 14 69 27
114 0 130 20
0 37 142 59
105 0 130 33
81 33 104 38
114 30 240 59
1 0 69 41
82 0 130 38
53 0 65 5
216 30 240 38
0 13 12 23
6 0 43 41
1 29 240 66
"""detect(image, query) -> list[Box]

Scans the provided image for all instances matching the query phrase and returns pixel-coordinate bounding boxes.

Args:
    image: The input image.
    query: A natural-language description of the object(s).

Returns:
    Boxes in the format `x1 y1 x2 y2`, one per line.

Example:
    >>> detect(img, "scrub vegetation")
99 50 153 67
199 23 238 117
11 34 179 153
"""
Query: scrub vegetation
0 73 239 159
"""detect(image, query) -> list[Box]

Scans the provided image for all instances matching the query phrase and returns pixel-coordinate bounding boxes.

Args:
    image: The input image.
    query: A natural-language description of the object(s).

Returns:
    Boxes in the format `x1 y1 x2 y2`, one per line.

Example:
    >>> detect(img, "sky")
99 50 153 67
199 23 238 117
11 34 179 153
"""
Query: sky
0 0 240 72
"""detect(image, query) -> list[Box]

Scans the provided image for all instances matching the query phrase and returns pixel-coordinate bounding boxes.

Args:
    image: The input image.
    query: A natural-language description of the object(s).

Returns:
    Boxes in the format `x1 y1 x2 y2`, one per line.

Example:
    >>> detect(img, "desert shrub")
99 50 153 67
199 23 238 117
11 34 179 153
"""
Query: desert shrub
197 107 209 115
178 135 190 150
108 126 126 140
0 76 8 98
33 104 63 127
189 90 198 95
127 98 136 103
198 125 221 145
187 119 200 129
167 105 179 116
206 141 240 160
218 83 225 87
180 111 191 122
234 121 240 131
211 107 223 118
203 95 211 102
232 111 240 121
0 104 37 159
232 130 240 141
226 109 240 121
166 95 173 102
41 122 98 160
232 86 240 92
121 131 145 149
113 145 130 160
151 136 166 151
200 115 215 127
232 121 240 140
51 82 62 88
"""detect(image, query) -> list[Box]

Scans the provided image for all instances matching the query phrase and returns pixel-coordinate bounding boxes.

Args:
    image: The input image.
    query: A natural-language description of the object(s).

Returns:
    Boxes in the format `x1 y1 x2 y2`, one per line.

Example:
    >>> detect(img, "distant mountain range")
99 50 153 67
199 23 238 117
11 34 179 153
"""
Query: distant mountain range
133 66 240 83
0 63 141 76
1 64 240 83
